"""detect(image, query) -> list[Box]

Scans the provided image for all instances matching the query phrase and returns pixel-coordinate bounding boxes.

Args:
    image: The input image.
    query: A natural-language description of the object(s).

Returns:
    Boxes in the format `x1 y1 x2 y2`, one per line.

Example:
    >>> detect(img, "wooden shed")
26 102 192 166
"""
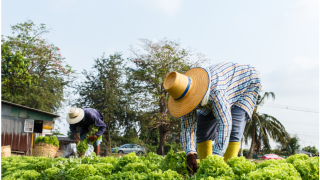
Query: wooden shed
1 100 60 155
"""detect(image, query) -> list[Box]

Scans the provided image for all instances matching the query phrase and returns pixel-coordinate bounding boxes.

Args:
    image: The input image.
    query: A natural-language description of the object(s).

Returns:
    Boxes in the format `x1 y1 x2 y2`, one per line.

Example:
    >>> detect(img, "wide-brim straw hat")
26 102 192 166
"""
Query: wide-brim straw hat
164 67 210 118
66 107 84 124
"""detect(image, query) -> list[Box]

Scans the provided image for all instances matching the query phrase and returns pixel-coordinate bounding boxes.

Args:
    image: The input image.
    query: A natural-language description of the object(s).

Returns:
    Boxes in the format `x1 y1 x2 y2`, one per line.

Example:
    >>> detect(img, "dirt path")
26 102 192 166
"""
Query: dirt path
249 159 265 163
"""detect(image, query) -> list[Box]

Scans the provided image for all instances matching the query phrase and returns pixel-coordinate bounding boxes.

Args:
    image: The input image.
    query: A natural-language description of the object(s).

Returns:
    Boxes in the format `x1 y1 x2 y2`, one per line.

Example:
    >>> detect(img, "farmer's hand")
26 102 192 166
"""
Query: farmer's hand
74 134 81 144
187 153 198 176
87 135 98 142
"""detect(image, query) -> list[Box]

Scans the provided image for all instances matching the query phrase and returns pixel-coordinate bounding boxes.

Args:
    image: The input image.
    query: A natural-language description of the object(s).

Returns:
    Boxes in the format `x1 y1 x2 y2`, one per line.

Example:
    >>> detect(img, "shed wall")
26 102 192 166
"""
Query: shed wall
1 102 57 152
2 104 11 116
1 115 32 151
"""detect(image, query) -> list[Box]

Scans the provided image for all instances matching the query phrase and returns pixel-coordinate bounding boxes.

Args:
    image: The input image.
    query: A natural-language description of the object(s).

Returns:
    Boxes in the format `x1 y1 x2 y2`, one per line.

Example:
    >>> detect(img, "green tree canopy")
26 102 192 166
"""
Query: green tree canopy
302 146 318 155
1 20 74 113
285 135 301 155
1 43 38 95
127 38 207 155
73 53 136 150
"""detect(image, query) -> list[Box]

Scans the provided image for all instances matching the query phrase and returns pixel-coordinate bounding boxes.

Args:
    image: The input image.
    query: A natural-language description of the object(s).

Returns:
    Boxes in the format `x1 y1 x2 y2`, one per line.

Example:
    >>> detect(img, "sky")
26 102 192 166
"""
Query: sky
1 0 319 149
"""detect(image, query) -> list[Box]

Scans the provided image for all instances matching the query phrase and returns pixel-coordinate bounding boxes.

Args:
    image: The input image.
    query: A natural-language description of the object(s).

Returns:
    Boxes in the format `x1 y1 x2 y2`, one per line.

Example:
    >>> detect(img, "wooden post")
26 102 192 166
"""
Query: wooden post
31 133 34 155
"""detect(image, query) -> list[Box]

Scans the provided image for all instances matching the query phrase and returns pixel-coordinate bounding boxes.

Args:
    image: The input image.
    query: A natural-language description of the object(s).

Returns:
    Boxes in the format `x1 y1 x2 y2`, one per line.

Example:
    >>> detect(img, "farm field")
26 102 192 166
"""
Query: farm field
1 151 318 180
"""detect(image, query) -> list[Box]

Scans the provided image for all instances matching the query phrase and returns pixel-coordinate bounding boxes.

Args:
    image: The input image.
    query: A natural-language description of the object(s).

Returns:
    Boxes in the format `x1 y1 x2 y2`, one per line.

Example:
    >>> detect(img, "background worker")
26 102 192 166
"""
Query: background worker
164 62 261 175
66 107 107 156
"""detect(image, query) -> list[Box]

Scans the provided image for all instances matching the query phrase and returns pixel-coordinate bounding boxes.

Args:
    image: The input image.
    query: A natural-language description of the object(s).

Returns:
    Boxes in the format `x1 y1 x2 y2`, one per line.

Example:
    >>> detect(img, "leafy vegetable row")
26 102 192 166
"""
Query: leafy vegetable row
1 151 318 180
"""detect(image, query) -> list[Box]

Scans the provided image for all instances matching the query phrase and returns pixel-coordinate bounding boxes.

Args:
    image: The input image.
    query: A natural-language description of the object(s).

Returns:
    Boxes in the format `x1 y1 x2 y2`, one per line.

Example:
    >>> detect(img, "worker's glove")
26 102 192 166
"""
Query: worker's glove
87 135 98 142
186 153 198 176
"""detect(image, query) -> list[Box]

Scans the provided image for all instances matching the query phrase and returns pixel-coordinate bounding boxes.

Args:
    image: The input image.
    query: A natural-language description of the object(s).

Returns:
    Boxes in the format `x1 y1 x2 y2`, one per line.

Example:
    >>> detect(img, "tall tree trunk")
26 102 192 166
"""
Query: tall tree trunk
157 125 168 155
256 130 261 154
106 121 111 153
157 96 168 155
248 127 256 159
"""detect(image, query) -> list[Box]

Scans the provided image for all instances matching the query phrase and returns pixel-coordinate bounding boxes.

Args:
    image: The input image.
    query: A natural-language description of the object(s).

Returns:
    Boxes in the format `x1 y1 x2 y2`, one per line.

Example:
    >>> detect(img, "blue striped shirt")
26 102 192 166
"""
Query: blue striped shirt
180 62 261 156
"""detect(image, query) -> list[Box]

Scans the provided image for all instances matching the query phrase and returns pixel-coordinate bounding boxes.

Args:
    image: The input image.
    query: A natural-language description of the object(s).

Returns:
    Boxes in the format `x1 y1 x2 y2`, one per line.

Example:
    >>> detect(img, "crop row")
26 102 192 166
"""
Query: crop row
1 151 319 180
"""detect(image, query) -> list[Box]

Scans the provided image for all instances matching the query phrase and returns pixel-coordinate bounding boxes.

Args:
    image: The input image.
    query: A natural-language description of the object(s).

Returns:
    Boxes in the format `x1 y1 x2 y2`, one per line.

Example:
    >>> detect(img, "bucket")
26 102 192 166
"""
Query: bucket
33 143 58 159
1 146 11 157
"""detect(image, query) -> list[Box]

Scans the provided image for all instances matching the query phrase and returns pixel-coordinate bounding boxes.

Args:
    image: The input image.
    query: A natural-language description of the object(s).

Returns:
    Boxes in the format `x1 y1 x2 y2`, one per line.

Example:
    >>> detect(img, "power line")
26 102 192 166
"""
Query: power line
287 129 319 132
286 129 319 131
264 106 319 113
264 103 318 111
289 132 319 134
263 102 319 111
263 105 319 112
262 104 319 113
288 134 318 136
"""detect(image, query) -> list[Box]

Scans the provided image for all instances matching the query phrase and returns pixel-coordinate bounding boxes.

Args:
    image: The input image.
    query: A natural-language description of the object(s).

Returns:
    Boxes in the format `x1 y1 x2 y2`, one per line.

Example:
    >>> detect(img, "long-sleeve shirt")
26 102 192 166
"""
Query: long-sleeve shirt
70 108 107 137
180 62 261 156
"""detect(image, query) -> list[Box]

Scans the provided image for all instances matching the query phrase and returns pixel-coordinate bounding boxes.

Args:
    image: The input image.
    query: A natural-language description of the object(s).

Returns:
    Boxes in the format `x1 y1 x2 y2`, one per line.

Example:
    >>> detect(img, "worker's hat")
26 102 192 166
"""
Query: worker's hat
66 107 85 124
164 67 210 118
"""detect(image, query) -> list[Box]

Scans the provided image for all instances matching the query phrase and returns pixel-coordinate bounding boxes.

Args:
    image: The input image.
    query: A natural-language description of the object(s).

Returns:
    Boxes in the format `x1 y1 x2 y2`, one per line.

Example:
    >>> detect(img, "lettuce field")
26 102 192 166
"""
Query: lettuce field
1 151 319 180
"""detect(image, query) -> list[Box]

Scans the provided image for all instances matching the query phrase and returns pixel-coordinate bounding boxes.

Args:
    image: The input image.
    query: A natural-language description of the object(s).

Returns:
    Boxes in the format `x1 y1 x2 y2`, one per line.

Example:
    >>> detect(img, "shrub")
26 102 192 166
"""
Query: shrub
93 163 114 176
66 164 97 180
245 163 302 180
291 157 319 180
123 162 149 173
159 150 188 175
106 171 147 180
256 159 287 169
286 154 309 164
43 167 61 179
195 155 234 179
84 175 106 180
147 170 183 180
227 156 256 179
115 152 141 172
1 151 319 180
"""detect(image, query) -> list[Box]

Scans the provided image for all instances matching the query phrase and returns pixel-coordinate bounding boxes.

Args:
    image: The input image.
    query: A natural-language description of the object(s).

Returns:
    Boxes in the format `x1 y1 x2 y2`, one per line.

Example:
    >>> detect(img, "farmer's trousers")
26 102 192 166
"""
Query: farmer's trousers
196 106 247 143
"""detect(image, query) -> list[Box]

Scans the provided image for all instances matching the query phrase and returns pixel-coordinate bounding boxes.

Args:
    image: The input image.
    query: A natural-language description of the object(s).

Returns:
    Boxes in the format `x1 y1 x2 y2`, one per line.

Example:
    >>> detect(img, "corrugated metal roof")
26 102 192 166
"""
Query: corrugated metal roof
2 100 60 118
296 150 315 155
57 136 75 142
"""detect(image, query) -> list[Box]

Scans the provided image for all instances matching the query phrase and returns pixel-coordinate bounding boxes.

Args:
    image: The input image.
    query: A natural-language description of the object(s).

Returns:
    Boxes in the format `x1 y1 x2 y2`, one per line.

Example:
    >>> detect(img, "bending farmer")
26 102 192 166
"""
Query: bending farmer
66 107 107 157
164 62 261 175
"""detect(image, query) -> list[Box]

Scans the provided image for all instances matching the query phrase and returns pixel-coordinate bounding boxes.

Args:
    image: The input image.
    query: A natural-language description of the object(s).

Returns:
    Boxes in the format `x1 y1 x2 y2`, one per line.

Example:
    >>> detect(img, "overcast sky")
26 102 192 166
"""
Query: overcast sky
2 0 319 149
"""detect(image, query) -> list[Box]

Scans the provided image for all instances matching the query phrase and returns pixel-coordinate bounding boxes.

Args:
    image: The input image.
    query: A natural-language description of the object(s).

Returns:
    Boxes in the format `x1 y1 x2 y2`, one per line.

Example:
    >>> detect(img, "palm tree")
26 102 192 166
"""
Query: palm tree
285 135 300 155
302 145 318 155
244 92 290 159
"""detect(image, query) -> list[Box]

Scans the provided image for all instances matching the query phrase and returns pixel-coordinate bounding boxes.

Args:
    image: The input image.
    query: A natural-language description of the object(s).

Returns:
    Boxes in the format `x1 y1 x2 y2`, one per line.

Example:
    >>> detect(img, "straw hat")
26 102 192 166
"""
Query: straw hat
66 107 84 124
164 67 210 118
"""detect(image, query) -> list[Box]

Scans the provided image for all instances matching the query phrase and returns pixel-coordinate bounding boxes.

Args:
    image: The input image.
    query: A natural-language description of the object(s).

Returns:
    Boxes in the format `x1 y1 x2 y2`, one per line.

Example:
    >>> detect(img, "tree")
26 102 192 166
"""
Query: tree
1 43 38 95
244 92 290 158
286 135 300 155
73 53 135 151
1 20 74 113
302 146 318 155
52 128 65 136
127 38 207 155
67 127 80 140
67 130 75 140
